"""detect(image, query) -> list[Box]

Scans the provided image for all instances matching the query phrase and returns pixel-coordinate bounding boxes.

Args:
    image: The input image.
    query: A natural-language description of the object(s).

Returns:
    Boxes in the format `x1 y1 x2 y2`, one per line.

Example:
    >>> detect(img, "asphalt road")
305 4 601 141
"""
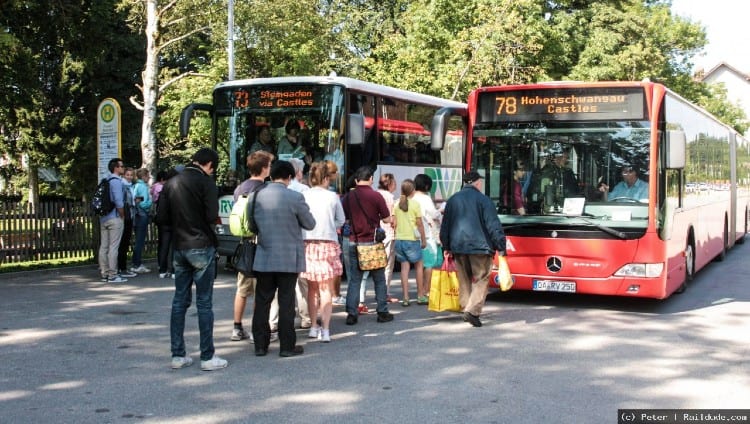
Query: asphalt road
1 244 748 424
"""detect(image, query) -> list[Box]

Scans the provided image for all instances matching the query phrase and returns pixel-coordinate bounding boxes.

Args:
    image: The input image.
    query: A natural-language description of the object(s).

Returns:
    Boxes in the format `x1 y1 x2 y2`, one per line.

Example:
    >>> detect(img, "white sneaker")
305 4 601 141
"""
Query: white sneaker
248 332 277 343
130 265 150 273
159 272 172 278
171 356 193 369
200 356 228 371
319 329 331 343
231 328 250 341
308 327 320 339
108 276 128 283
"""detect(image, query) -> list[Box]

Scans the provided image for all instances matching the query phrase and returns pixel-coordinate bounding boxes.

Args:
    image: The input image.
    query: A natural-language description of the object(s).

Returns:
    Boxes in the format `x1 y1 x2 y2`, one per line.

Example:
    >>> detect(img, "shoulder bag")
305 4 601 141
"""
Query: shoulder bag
233 188 262 277
348 191 387 271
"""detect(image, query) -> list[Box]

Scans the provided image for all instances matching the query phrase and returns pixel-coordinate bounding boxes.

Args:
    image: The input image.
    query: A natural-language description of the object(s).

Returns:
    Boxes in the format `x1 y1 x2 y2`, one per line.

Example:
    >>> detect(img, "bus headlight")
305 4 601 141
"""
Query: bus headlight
614 263 664 278
215 224 227 235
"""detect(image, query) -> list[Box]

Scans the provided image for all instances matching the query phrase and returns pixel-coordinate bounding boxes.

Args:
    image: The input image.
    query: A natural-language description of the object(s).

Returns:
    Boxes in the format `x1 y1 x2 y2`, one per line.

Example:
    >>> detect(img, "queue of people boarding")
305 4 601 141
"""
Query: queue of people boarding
101 143 509 368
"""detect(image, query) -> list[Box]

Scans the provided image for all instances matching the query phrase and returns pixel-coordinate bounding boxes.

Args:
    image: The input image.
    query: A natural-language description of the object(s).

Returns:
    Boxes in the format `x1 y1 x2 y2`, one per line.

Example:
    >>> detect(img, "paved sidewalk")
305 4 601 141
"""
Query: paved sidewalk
2 255 749 423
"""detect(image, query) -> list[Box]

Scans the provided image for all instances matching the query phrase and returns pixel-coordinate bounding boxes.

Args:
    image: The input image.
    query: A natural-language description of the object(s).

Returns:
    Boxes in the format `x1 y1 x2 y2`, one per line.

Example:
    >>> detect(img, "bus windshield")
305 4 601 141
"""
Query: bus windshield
471 119 651 230
214 83 346 191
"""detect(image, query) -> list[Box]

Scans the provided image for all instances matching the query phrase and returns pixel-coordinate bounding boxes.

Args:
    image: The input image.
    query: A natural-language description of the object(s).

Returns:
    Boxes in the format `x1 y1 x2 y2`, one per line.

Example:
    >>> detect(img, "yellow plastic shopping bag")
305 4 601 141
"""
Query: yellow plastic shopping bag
496 254 514 292
428 255 461 312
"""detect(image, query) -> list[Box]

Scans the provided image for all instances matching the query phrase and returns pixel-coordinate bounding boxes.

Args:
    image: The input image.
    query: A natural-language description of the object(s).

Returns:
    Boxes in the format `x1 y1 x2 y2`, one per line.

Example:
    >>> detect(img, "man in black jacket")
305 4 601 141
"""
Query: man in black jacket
440 171 506 328
157 148 228 371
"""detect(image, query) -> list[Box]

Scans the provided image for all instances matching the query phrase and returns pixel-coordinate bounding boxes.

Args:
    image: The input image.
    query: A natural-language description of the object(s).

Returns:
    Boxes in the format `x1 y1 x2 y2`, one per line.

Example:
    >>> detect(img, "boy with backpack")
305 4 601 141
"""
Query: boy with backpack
229 151 278 344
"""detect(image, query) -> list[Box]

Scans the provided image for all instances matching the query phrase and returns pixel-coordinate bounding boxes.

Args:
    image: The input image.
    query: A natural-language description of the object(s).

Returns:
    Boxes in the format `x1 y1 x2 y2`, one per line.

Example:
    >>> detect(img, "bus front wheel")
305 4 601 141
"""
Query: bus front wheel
676 242 695 294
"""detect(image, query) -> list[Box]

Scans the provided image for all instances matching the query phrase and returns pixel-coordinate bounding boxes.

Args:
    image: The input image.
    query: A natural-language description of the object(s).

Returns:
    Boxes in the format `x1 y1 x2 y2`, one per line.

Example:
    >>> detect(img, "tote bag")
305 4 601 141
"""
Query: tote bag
428 255 461 312
496 255 514 291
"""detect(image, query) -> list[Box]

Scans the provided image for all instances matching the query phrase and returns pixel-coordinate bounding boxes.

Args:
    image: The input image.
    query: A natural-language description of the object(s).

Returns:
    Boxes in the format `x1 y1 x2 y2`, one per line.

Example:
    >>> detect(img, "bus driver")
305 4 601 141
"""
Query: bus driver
598 165 648 201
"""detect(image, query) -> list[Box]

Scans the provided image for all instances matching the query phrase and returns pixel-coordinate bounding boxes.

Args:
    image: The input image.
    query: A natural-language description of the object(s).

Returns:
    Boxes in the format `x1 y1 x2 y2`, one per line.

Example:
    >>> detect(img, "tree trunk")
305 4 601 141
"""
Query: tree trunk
27 164 39 215
140 0 159 178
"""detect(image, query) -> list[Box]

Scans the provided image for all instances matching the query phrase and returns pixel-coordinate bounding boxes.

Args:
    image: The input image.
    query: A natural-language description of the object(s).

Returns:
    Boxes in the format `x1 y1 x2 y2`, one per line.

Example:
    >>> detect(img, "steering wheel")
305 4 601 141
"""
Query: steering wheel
609 196 639 203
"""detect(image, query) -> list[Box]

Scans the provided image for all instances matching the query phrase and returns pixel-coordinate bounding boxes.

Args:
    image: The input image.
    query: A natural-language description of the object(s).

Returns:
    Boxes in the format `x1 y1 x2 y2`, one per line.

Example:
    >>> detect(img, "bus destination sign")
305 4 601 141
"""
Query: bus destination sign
478 87 646 122
232 88 317 109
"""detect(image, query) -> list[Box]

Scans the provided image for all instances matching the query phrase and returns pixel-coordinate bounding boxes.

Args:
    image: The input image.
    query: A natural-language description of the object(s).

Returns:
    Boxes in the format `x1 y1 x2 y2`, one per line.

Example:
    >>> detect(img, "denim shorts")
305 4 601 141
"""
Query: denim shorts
394 240 423 264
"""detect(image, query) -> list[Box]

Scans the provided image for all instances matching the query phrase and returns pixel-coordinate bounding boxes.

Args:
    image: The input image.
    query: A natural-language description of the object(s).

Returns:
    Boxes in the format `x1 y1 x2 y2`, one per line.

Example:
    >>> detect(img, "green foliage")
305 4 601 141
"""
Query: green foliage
1 0 143 198
2 0 748 201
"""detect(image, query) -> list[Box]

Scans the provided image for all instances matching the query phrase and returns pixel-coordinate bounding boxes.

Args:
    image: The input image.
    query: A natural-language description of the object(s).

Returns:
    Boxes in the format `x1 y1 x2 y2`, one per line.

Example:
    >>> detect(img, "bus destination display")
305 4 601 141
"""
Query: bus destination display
478 87 646 122
234 88 316 109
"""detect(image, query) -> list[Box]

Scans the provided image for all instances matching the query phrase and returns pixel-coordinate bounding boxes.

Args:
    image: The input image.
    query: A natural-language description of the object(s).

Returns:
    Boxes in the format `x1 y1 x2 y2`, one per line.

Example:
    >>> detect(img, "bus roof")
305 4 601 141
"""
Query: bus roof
214 75 466 109
470 80 651 94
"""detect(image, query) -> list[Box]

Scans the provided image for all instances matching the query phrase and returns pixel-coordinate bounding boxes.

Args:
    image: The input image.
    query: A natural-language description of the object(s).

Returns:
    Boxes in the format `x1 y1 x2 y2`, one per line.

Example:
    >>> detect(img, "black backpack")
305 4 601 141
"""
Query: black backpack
91 177 116 216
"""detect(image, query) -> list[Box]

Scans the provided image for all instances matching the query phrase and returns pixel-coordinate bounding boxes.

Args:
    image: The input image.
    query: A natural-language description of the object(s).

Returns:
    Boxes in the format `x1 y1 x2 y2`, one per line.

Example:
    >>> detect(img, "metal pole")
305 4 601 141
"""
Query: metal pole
228 0 235 81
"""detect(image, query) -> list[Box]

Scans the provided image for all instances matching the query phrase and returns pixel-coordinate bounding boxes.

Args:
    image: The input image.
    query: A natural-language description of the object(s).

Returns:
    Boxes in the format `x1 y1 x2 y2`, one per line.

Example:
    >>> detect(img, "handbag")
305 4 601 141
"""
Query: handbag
355 242 387 271
346 191 387 270
496 254 514 291
428 254 461 312
422 239 444 269
233 238 257 277
231 190 261 278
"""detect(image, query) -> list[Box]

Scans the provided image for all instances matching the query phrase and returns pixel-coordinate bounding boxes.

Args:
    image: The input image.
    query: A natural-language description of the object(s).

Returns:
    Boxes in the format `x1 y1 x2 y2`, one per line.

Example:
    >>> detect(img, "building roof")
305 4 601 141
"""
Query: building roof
699 62 750 82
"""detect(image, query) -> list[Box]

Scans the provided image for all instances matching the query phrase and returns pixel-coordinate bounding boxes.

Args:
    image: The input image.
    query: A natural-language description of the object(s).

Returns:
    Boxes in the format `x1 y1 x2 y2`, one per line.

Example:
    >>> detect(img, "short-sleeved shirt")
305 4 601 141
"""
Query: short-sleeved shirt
610 178 648 201
343 185 390 243
394 199 422 241
233 178 264 202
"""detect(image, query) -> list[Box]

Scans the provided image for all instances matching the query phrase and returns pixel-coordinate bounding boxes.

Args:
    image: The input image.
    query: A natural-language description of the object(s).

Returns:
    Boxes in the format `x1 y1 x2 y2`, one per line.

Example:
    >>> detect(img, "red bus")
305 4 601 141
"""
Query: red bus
431 81 750 298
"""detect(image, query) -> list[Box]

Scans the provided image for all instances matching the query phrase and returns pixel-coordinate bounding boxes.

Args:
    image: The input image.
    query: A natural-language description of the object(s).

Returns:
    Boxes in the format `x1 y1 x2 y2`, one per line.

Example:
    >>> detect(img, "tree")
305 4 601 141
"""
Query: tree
361 0 549 100
0 0 143 202
118 0 219 176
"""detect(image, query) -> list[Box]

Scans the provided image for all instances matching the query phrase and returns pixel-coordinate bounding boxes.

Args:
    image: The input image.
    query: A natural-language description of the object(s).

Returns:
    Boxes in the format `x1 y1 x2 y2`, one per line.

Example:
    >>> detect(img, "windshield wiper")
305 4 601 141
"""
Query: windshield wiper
578 218 628 239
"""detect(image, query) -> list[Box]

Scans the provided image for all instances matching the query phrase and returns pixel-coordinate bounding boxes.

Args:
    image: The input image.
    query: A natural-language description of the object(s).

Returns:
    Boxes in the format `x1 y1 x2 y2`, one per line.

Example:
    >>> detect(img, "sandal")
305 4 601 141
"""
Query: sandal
401 299 411 307
416 295 429 305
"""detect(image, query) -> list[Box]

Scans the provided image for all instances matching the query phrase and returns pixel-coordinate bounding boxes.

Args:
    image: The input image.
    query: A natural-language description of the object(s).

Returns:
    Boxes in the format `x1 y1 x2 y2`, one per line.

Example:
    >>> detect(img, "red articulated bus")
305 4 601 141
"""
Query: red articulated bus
431 81 750 299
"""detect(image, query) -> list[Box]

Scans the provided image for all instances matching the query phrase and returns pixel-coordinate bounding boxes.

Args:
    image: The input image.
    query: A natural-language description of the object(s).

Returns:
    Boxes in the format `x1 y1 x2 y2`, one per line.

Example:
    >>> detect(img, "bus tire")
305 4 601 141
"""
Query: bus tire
737 207 748 245
676 239 695 294
715 219 728 262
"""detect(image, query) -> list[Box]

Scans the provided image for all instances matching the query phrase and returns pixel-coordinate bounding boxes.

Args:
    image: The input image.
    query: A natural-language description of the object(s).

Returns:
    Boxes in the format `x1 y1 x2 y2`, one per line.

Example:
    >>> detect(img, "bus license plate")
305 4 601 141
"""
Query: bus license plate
533 280 576 293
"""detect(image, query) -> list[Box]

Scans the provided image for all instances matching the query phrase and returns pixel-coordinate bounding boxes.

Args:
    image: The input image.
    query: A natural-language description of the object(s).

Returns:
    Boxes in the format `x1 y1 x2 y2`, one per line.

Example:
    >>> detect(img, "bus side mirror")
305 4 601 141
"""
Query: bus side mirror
666 130 686 169
179 103 213 139
347 114 365 145
431 107 467 150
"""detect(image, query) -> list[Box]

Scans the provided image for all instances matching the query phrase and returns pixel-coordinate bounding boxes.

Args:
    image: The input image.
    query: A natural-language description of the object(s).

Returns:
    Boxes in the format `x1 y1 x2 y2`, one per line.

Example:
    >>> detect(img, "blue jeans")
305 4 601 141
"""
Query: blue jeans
170 246 217 361
132 214 149 267
345 243 388 316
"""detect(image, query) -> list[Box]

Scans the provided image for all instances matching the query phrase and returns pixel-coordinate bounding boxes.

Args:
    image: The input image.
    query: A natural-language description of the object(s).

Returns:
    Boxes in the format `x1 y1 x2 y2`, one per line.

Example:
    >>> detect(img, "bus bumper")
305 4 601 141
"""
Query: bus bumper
488 271 668 299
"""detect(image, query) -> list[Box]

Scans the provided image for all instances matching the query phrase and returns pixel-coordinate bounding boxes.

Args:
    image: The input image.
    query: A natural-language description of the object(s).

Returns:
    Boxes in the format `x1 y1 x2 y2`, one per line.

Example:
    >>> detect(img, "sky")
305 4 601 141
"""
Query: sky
670 0 750 72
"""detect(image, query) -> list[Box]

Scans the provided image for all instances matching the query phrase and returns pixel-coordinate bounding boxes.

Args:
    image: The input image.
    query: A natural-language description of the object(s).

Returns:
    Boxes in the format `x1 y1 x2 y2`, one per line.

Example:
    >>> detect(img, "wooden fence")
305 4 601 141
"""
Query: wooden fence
0 199 157 266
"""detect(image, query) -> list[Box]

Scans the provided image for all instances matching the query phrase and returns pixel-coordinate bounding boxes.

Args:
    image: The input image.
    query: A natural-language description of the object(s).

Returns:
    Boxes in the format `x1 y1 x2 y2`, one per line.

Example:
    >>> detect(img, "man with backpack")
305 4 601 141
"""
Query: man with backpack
98 158 127 283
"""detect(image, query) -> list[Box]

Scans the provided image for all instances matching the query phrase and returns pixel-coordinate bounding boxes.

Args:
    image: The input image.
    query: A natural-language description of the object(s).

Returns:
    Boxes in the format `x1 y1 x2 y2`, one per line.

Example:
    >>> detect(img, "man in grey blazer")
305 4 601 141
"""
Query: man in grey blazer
252 160 316 357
